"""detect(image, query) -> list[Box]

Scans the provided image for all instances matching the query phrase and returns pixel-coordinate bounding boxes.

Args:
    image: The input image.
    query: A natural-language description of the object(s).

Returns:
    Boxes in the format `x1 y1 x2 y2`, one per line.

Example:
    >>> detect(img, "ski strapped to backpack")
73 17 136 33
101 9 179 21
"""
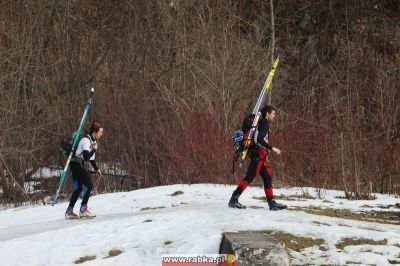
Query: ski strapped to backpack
233 57 280 170
51 88 95 206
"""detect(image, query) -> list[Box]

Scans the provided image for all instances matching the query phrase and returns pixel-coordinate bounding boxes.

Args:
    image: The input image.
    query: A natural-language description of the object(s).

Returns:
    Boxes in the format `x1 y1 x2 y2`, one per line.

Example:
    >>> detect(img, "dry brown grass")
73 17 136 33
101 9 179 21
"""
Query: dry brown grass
312 221 331 226
170 191 184 196
265 231 325 252
103 249 123 259
140 207 166 211
74 255 96 264
289 206 400 225
335 238 387 250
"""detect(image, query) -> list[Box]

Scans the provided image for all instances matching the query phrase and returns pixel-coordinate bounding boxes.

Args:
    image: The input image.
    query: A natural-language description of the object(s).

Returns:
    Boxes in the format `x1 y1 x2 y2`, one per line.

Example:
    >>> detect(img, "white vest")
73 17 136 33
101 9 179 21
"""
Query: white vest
75 135 96 160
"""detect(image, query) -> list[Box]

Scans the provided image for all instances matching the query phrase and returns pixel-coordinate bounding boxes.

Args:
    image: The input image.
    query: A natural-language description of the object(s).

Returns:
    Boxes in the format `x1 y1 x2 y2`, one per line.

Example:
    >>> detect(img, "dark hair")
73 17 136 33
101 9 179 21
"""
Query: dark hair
261 105 276 117
89 122 102 134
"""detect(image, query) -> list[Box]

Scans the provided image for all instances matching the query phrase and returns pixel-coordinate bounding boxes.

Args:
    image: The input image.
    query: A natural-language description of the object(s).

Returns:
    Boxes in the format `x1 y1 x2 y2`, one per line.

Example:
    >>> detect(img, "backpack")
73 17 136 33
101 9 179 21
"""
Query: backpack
231 114 256 173
60 132 88 158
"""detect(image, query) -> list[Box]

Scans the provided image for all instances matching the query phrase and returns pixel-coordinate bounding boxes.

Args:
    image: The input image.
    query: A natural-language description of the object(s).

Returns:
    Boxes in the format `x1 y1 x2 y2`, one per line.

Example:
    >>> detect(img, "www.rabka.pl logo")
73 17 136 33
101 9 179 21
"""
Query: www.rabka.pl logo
162 254 238 266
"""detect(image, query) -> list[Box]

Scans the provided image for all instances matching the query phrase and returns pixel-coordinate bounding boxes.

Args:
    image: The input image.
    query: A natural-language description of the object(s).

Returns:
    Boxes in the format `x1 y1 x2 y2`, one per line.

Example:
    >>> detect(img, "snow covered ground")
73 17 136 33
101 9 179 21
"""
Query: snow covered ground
0 184 400 266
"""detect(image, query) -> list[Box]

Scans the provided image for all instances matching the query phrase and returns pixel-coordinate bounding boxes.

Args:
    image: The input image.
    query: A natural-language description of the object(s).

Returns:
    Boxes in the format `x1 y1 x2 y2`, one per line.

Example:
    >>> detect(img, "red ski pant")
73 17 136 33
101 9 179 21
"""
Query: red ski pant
233 148 273 199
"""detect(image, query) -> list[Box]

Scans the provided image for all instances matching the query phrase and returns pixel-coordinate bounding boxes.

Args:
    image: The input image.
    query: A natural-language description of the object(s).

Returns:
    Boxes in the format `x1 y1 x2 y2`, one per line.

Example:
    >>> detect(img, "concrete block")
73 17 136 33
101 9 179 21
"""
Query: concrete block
220 231 290 266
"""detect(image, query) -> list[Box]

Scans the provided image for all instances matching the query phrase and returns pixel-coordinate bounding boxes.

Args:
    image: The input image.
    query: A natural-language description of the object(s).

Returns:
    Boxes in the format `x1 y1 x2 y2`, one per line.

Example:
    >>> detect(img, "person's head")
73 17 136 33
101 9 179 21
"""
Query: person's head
90 122 103 140
261 105 277 122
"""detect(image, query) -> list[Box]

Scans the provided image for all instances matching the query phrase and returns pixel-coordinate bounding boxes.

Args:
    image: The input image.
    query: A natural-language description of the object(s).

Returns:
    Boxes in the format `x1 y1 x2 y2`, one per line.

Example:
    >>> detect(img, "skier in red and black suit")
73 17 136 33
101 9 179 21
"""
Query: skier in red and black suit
229 105 287 210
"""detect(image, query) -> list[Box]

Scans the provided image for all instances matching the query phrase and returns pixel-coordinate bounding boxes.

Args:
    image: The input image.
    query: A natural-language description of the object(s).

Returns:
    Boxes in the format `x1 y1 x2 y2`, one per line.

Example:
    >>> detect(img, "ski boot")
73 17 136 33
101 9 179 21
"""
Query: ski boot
268 199 287 211
228 193 246 209
79 205 96 218
65 207 79 219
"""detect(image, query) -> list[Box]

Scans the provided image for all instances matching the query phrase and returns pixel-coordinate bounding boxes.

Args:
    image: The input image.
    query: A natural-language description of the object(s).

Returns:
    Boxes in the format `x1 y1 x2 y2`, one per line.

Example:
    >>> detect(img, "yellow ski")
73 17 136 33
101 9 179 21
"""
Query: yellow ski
240 57 279 164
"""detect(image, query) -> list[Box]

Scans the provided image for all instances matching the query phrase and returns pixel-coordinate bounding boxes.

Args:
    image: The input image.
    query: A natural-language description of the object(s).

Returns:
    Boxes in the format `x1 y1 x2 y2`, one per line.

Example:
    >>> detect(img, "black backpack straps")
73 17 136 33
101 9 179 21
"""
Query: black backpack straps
73 134 90 157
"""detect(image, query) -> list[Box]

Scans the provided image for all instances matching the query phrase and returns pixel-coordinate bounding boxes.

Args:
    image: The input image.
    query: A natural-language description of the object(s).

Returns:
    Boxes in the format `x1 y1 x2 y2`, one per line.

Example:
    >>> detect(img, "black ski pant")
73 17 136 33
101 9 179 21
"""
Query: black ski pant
68 161 93 208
